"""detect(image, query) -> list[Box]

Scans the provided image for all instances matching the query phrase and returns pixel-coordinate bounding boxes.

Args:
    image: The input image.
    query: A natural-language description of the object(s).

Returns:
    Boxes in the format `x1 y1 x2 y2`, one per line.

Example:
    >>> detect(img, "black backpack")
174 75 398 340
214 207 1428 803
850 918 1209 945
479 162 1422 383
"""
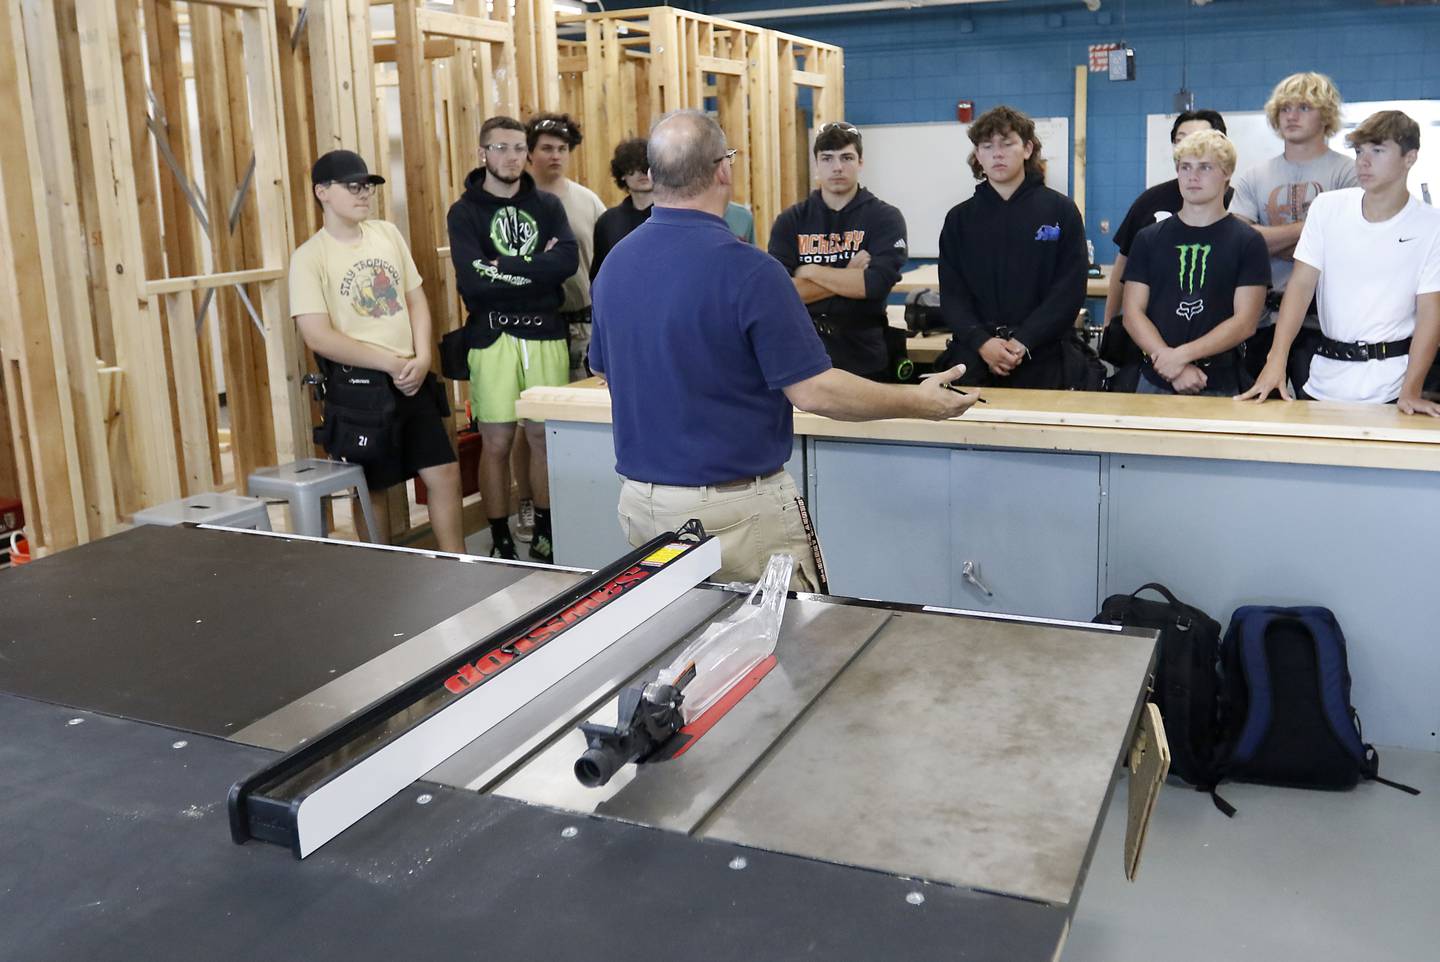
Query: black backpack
902 288 944 336
1216 606 1419 796
1095 583 1225 795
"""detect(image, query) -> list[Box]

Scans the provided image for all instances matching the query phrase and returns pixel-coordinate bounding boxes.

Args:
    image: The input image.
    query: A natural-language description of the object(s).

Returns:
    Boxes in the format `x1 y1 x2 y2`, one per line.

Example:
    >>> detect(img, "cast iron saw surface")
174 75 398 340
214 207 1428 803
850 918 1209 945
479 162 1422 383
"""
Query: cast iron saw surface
0 526 531 737
0 692 1070 962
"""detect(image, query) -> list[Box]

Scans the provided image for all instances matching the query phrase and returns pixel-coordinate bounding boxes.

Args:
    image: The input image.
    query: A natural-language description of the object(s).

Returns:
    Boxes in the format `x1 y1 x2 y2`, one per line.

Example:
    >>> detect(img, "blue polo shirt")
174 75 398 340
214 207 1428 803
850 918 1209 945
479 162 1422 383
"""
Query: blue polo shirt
590 206 831 486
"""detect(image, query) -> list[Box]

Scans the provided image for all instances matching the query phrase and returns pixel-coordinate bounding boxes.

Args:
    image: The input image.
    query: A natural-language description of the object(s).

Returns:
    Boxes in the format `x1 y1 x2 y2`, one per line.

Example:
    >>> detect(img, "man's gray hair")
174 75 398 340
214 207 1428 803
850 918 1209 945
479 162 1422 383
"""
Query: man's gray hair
647 109 727 200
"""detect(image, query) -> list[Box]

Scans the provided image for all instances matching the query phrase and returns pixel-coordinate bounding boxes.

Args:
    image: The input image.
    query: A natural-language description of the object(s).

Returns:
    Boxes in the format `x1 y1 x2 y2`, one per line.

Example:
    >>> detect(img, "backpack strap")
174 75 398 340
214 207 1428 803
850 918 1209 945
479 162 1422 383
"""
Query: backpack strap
1130 582 1186 608
1361 736 1421 797
1227 609 1273 768
1202 785 1237 818
1294 611 1367 765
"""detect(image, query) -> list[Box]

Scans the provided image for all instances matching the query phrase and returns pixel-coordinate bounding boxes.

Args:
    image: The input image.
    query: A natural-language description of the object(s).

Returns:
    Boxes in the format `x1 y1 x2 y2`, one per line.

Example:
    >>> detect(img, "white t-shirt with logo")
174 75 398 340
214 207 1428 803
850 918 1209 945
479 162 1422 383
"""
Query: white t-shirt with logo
1294 188 1440 403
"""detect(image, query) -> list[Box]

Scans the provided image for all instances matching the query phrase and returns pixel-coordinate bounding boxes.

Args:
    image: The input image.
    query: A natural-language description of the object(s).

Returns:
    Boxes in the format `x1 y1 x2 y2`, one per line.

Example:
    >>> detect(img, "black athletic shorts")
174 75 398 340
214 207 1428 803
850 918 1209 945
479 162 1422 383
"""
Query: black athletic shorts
364 374 456 492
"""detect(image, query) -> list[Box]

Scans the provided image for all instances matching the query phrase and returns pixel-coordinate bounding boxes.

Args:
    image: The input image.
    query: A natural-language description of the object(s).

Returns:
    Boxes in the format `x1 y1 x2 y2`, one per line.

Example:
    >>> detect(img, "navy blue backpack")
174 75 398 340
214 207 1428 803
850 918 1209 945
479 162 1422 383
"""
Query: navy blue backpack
1216 606 1418 796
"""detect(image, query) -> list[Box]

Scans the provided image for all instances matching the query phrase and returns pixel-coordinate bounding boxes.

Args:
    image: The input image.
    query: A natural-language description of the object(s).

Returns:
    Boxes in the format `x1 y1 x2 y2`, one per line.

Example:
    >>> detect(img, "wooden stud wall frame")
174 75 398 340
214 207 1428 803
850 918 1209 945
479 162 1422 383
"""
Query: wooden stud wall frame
0 0 843 557
555 7 845 248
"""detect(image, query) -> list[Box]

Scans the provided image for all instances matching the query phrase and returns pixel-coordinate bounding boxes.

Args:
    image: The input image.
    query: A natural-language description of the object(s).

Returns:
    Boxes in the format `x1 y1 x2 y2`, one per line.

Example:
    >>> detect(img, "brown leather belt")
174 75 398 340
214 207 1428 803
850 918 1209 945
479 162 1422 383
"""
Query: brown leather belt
711 468 784 492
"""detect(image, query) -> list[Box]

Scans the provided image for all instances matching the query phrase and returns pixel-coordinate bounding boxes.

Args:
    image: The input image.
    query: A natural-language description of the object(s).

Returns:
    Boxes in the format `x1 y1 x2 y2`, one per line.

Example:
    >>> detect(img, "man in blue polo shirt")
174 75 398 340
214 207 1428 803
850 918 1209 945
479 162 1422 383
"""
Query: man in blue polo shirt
590 110 977 590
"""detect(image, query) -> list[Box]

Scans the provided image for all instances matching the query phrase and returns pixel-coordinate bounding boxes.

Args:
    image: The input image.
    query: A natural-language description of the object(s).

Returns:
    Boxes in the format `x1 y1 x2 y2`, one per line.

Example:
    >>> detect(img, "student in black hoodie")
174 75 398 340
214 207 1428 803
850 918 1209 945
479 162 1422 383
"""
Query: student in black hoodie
590 138 654 282
768 122 908 379
937 106 1087 389
447 116 579 563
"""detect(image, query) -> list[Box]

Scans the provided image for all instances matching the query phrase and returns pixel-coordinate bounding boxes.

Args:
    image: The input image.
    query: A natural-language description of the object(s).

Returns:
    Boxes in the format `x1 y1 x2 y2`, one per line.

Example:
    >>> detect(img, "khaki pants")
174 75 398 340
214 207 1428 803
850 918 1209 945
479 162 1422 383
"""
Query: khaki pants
618 471 826 592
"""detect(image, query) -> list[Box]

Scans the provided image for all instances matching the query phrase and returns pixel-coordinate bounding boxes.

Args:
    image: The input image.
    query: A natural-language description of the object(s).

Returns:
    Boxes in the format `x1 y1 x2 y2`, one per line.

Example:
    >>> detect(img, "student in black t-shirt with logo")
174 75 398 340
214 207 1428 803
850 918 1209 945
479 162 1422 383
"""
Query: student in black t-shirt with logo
1123 130 1270 396
767 122 908 379
1102 110 1231 330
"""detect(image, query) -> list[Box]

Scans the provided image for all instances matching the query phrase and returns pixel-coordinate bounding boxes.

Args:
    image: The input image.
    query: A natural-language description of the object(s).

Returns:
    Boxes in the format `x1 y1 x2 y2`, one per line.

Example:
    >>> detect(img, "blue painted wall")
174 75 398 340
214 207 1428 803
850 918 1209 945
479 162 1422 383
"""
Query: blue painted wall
669 0 1440 257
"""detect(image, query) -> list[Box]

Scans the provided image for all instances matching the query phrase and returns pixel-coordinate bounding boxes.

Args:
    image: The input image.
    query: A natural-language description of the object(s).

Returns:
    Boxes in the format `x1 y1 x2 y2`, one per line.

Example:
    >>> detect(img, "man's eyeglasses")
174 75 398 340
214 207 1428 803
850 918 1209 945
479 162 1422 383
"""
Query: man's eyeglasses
713 148 739 165
329 181 376 197
483 143 528 155
532 118 571 135
818 121 860 136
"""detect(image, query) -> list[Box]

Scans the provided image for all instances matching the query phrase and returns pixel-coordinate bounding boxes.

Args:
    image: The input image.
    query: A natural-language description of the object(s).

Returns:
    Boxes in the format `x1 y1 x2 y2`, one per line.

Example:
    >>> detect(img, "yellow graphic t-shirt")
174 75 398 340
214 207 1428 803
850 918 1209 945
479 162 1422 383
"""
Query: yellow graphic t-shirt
288 220 423 358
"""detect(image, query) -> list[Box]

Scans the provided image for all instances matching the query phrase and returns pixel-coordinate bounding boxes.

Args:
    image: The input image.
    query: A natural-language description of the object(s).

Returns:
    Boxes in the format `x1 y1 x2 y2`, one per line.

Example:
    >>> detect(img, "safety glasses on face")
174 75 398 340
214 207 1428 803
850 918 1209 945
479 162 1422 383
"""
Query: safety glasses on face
330 181 377 197
484 143 527 155
713 148 739 165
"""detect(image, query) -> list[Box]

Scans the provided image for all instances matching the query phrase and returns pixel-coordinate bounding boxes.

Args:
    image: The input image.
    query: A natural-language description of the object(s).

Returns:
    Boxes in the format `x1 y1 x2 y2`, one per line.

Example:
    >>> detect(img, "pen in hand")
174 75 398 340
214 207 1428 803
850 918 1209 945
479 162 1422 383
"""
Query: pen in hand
942 383 988 402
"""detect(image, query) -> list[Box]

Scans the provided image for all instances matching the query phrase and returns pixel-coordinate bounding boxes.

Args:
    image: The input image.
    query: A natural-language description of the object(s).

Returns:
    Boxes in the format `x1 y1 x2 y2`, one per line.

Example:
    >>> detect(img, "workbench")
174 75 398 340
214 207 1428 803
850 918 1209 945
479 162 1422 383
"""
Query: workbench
895 262 1113 299
0 525 1155 962
520 382 1440 753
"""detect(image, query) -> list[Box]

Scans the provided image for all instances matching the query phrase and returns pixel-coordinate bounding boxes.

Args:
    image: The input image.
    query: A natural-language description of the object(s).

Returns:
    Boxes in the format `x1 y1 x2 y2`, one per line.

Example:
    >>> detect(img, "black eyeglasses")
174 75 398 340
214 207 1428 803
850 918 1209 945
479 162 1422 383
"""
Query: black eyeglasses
713 148 739 165
329 181 376 196
532 118 571 135
818 121 860 136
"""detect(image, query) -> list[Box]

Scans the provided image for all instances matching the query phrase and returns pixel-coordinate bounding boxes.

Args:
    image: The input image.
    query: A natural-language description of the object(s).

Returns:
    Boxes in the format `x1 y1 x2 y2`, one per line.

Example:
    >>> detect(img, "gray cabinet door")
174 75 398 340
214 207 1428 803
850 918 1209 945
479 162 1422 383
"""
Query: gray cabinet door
547 421 628 569
810 441 1103 618
810 440 953 606
949 448 1102 621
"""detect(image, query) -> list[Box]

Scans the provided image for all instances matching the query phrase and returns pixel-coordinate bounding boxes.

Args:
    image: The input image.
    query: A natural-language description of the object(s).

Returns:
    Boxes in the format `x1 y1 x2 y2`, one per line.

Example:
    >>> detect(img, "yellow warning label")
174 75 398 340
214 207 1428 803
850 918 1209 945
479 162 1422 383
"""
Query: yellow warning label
641 543 690 566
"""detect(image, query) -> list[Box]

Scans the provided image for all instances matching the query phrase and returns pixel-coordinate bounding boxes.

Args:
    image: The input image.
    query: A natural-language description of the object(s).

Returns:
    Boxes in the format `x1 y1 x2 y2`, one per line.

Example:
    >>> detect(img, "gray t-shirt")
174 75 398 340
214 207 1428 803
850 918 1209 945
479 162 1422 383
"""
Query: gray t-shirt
1230 148 1359 294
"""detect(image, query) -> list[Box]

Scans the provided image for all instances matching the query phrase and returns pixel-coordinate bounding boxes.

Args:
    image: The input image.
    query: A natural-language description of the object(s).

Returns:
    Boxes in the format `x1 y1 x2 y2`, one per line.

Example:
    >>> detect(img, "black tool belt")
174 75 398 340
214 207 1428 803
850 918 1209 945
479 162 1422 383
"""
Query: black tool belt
1265 289 1319 318
1195 347 1244 370
1314 335 1411 362
559 307 592 325
312 359 398 465
488 309 556 331
812 310 884 336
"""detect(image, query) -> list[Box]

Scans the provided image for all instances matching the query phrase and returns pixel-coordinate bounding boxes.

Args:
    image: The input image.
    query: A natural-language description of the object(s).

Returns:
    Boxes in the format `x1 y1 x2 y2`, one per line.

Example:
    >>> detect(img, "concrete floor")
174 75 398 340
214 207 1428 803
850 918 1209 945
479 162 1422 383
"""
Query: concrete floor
1065 749 1440 962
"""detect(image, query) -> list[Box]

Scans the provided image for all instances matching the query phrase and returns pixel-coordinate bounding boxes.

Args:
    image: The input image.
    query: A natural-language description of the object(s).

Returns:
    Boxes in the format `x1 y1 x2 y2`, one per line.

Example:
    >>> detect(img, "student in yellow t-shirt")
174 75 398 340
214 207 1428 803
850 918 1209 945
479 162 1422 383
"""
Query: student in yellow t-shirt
288 150 464 552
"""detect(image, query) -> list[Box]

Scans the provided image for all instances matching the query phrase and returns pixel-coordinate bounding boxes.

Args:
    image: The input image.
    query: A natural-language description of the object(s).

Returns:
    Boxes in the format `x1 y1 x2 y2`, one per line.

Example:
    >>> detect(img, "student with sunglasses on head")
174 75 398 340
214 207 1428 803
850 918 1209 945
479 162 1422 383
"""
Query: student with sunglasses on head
288 150 464 553
767 121 909 380
447 117 579 563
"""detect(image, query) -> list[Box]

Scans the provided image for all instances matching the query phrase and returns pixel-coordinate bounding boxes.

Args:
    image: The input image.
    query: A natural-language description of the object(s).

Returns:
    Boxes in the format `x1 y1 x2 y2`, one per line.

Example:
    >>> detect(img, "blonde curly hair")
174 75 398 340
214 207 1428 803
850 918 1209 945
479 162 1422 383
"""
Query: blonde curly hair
1173 129 1238 176
1263 72 1343 139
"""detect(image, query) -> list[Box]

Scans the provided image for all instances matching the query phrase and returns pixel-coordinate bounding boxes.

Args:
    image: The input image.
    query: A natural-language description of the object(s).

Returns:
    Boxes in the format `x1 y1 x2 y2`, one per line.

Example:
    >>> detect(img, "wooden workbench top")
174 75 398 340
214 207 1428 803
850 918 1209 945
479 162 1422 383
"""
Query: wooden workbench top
895 262 1111 299
517 381 1440 473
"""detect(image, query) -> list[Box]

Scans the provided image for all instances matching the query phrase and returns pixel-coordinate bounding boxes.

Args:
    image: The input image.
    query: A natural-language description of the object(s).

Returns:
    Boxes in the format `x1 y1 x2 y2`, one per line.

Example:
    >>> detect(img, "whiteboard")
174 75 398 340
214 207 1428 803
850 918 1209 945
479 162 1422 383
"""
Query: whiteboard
1144 99 1440 203
858 118 1071 259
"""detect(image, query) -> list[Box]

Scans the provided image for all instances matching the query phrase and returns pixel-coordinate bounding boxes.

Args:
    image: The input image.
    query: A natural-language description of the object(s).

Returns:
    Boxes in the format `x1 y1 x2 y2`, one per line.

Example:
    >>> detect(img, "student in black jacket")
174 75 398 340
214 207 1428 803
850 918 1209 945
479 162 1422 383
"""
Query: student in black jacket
937 106 1087 389
590 138 654 282
447 115 578 563
768 122 908 379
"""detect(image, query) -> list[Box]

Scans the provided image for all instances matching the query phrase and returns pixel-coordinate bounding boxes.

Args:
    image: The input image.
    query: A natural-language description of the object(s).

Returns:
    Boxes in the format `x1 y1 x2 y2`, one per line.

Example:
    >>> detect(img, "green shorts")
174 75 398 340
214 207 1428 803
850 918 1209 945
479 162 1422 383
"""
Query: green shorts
468 334 570 424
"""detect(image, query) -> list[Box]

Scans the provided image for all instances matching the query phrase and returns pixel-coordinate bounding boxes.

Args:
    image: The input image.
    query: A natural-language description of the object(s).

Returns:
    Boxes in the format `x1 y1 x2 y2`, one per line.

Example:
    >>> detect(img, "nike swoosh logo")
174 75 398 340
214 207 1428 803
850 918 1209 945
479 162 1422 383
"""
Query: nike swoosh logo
1399 237 1417 243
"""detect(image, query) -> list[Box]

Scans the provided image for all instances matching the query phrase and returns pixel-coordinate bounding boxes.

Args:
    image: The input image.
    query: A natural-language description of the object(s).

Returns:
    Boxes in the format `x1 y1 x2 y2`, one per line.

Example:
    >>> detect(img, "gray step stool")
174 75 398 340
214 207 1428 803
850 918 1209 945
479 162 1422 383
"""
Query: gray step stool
133 493 272 531
247 459 379 542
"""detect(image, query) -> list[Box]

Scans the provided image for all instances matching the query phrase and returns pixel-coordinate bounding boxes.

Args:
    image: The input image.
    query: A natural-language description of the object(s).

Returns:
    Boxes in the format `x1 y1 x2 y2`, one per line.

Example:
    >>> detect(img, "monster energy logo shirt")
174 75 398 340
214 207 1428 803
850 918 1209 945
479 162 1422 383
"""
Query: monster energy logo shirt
1123 213 1269 383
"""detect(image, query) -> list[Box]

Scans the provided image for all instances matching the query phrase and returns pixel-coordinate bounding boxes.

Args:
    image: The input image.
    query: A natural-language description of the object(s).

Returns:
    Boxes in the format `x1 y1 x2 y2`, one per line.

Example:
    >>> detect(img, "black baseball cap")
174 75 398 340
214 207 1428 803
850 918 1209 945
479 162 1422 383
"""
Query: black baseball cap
311 149 386 186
